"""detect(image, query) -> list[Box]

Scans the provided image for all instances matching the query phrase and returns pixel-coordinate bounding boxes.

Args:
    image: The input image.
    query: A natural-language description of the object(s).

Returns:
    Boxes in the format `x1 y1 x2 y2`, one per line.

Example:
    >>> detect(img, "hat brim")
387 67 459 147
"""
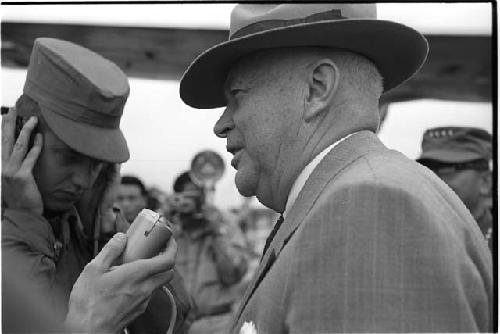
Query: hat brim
39 106 129 164
180 19 428 109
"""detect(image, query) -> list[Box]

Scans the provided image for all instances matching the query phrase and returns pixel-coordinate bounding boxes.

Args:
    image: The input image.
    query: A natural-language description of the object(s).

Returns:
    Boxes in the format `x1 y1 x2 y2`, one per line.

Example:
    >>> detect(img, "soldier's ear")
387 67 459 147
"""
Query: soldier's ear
479 170 492 196
304 59 339 122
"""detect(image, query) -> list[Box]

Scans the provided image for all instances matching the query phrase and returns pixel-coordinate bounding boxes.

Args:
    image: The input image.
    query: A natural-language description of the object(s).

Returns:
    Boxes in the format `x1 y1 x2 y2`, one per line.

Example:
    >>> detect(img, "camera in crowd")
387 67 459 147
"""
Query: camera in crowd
168 190 205 215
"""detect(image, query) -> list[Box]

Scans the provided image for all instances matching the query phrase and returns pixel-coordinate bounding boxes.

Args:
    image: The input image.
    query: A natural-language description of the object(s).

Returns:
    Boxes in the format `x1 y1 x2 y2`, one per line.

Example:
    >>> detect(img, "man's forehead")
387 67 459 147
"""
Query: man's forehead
225 57 261 88
225 49 285 85
224 48 314 90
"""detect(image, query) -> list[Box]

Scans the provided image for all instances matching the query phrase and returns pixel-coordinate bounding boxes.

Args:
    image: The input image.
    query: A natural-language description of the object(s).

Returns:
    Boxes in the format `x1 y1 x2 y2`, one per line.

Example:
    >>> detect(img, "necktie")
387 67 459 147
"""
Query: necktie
261 214 284 260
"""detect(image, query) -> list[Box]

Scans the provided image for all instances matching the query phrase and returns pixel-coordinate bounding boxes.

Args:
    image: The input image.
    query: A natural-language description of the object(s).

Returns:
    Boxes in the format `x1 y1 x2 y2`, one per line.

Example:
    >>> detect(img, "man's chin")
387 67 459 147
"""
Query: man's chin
44 202 75 216
234 170 258 198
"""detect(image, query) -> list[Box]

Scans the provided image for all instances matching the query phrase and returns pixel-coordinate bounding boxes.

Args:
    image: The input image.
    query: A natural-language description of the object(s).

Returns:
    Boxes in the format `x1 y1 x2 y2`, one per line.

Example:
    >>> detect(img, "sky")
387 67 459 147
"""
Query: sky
1 3 492 34
0 3 494 210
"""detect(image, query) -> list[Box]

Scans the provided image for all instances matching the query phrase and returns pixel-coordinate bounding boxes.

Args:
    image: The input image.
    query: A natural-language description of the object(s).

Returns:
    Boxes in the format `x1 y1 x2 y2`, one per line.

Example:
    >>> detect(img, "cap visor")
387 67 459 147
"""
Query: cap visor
417 150 480 164
39 106 129 163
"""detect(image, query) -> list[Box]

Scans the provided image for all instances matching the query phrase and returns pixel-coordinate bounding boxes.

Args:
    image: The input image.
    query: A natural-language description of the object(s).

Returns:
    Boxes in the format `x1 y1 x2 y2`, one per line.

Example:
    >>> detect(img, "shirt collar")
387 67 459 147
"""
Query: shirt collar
283 132 356 219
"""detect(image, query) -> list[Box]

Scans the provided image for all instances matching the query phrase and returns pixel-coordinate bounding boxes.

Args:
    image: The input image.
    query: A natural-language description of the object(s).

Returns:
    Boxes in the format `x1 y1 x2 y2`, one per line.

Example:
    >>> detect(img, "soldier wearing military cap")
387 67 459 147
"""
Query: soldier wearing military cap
418 126 493 246
1 38 190 333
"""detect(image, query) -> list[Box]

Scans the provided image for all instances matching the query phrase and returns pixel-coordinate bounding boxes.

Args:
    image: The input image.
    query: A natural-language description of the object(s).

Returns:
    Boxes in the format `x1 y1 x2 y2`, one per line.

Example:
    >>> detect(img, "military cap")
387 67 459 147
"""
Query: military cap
417 126 492 165
22 38 130 163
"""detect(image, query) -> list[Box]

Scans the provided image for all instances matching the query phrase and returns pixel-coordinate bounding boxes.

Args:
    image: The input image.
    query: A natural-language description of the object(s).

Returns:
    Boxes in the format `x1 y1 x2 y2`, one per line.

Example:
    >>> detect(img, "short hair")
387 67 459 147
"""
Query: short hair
173 171 201 193
120 175 147 196
316 48 384 101
14 94 50 133
291 47 384 101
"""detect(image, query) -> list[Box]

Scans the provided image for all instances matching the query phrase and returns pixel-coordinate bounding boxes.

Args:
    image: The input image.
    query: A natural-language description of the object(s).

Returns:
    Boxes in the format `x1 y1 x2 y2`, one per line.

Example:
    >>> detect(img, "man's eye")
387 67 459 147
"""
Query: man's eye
435 167 456 174
231 89 244 96
57 152 80 164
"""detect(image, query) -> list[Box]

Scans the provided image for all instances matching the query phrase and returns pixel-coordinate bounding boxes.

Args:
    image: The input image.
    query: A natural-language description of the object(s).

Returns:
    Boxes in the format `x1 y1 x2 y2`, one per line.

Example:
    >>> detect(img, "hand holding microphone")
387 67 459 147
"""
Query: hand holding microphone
66 209 177 334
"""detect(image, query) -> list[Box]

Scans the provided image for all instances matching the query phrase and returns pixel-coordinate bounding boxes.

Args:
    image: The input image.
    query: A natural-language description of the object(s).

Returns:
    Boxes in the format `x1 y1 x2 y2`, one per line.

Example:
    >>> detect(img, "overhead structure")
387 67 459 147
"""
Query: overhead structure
1 22 492 104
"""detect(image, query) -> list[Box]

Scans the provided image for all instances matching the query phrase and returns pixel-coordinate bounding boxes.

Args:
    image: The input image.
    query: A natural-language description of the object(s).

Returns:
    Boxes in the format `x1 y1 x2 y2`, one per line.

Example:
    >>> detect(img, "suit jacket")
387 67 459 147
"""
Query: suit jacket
231 131 492 333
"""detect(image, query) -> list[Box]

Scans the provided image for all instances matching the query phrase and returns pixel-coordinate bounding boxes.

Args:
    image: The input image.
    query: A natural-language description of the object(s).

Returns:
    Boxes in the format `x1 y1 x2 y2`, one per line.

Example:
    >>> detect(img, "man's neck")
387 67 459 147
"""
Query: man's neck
44 209 66 220
272 126 355 213
282 132 356 218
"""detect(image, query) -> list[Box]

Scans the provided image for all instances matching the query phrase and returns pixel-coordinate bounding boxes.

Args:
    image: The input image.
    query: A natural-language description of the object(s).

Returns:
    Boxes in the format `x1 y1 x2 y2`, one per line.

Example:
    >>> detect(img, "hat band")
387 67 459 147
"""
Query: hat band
24 79 122 129
231 9 347 40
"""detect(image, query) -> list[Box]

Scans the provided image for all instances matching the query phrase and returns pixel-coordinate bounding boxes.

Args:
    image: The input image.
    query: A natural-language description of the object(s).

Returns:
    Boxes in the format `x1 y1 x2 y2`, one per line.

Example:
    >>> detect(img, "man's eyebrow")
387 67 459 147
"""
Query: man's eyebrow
223 77 233 92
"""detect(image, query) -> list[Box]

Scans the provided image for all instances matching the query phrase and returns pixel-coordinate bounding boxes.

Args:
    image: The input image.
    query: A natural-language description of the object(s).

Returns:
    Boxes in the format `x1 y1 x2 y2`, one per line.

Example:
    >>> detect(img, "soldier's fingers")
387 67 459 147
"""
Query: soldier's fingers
92 233 128 270
10 116 38 167
145 270 175 292
142 238 177 276
20 133 43 171
1 107 17 163
126 238 177 280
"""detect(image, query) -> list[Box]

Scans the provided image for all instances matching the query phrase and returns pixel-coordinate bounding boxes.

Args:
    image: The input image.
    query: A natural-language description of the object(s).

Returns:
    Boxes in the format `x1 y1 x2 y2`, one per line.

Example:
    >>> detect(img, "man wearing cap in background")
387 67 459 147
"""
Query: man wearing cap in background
417 127 493 249
1 38 190 333
180 3 492 333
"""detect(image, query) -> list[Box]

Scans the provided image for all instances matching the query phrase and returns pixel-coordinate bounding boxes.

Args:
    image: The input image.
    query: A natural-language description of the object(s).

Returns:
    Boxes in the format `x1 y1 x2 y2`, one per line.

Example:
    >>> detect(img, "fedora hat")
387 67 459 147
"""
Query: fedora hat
180 3 429 109
22 38 130 163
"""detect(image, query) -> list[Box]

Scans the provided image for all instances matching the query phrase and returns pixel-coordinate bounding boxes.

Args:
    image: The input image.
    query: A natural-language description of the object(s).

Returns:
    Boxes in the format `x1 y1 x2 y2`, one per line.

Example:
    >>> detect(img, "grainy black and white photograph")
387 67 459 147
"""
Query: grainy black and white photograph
1 2 494 333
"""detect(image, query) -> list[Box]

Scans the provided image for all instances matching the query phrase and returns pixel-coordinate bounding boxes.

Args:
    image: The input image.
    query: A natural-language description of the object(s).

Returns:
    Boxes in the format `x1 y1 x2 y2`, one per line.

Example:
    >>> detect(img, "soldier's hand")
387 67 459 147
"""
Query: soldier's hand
65 233 177 333
1 107 44 215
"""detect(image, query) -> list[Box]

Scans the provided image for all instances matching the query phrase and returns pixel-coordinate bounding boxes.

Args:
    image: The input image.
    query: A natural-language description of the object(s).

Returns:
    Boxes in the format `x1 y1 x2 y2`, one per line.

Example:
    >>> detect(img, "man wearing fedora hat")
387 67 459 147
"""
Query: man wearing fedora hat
1 38 190 333
180 4 492 333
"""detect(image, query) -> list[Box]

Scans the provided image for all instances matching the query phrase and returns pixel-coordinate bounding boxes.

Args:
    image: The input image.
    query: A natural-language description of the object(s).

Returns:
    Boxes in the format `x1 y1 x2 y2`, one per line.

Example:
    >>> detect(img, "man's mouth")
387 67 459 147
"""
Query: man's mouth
57 190 82 201
231 151 243 168
227 145 243 168
226 144 243 155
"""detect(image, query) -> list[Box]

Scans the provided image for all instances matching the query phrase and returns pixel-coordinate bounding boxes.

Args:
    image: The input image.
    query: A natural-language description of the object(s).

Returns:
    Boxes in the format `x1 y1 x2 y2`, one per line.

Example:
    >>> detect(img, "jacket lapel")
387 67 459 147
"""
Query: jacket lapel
233 131 385 325
271 131 385 259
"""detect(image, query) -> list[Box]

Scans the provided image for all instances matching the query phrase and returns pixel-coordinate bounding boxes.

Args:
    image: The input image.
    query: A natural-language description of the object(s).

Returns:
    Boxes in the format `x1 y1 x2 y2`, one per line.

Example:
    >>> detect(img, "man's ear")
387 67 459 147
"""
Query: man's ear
479 170 492 196
304 59 339 122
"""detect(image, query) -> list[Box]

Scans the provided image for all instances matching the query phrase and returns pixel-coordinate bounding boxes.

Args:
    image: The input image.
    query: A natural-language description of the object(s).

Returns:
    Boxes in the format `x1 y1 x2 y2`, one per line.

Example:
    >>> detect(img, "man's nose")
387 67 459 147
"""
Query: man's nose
213 108 234 138
120 198 132 208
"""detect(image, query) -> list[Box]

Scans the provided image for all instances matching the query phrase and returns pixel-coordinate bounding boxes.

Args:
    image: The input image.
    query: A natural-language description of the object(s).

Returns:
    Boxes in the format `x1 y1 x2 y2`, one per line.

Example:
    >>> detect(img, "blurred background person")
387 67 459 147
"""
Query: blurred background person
117 174 148 223
417 126 493 248
148 185 168 213
169 171 248 334
77 164 130 254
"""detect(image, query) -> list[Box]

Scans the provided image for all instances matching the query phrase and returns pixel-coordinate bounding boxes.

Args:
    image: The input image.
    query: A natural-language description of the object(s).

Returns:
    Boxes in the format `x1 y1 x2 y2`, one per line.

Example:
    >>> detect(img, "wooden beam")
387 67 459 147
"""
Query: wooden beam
1 22 227 81
1 22 492 103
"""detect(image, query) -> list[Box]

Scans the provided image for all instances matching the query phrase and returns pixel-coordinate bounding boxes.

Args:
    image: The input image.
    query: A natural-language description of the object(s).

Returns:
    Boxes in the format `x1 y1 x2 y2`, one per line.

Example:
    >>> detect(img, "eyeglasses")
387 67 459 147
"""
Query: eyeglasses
421 160 489 174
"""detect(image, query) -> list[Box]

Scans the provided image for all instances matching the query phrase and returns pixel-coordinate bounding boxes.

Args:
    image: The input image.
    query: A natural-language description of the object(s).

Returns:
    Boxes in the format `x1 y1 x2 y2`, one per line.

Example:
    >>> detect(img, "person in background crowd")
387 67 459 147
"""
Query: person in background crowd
169 171 249 334
179 3 492 333
147 185 165 212
1 37 190 333
117 174 148 223
417 126 493 248
76 164 130 254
